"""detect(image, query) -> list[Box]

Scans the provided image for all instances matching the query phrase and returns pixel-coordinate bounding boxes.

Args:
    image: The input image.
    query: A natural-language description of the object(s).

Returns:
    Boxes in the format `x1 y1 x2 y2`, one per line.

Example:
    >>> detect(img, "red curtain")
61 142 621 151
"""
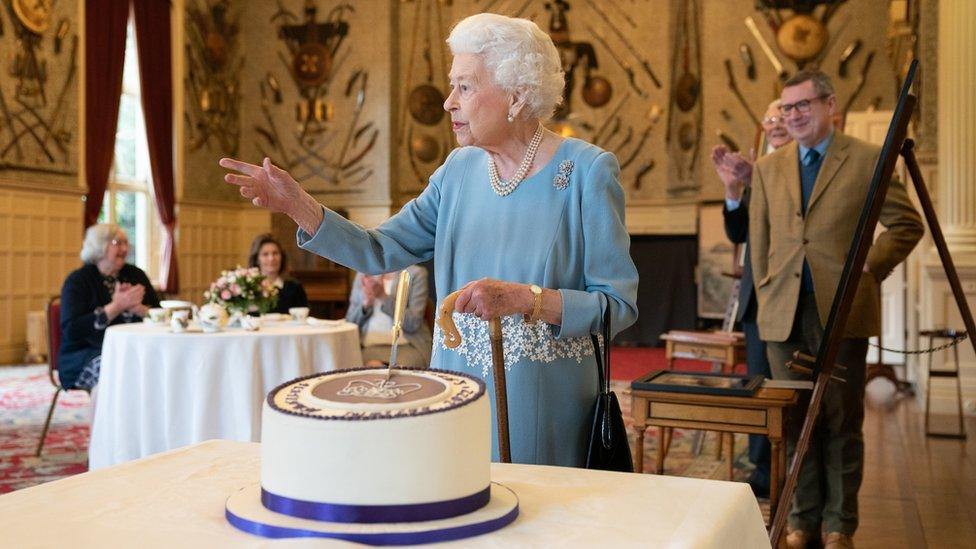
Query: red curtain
83 0 131 228
133 0 179 293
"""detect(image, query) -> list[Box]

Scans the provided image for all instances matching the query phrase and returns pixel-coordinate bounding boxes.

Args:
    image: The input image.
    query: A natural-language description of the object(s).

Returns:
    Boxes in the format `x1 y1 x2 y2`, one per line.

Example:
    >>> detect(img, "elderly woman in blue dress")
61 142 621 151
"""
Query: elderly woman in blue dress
220 13 638 467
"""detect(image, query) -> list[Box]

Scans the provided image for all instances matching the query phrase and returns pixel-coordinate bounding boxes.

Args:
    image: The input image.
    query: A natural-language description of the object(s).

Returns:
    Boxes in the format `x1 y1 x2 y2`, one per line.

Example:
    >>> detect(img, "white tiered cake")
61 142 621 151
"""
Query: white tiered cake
225 367 519 544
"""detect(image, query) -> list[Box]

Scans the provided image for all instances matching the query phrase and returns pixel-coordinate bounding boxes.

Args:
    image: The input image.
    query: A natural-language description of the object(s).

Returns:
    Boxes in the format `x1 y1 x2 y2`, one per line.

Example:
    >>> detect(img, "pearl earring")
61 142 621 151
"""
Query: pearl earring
507 113 514 123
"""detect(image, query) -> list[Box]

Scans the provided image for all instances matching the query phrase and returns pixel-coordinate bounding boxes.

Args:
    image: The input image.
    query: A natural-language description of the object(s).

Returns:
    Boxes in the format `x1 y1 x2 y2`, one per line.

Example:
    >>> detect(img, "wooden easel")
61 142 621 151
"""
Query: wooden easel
770 61 976 543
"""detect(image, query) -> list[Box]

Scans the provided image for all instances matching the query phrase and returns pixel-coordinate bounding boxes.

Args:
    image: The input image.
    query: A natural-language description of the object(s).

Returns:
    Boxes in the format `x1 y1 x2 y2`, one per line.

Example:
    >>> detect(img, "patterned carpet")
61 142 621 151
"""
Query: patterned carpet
0 365 90 493
0 364 755 493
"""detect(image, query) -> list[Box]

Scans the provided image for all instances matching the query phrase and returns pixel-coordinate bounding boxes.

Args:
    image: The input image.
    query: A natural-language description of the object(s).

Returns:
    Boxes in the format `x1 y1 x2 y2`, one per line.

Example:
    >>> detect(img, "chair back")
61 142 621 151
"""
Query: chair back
46 296 61 388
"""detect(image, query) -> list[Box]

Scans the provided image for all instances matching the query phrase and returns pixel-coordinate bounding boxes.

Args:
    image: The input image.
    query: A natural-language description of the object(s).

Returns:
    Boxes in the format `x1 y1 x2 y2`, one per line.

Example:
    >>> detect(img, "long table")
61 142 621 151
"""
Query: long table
0 440 770 547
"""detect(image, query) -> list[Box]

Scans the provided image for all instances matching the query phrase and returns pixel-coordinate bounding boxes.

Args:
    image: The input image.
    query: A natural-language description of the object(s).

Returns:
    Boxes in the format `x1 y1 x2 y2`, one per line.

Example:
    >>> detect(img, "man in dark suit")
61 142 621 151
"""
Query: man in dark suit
751 70 923 549
711 99 792 499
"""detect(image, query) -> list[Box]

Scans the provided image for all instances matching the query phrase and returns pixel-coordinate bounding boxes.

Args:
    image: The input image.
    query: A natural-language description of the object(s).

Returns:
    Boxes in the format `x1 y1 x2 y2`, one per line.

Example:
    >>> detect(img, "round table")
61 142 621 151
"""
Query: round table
88 320 362 470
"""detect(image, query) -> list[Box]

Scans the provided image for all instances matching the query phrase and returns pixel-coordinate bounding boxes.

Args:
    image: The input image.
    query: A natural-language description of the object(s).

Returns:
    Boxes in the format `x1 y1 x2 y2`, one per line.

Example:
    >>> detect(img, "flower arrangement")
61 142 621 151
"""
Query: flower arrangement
204 266 278 314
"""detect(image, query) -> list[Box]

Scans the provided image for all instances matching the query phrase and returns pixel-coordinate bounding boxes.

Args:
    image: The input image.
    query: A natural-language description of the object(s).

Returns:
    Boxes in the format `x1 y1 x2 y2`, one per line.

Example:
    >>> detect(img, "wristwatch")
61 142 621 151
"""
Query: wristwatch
524 284 543 323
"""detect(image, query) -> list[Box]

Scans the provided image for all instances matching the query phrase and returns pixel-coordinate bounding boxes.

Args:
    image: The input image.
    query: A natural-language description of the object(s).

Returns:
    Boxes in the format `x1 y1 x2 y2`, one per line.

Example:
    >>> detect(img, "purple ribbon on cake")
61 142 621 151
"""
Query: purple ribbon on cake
261 485 491 523
225 504 519 545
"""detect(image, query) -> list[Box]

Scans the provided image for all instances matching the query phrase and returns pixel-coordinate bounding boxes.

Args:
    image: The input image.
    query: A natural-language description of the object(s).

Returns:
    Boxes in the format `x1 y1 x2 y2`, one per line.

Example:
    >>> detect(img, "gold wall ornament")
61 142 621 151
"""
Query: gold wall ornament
185 0 242 155
255 2 377 192
292 42 331 87
409 133 439 163
776 14 827 62
12 0 52 34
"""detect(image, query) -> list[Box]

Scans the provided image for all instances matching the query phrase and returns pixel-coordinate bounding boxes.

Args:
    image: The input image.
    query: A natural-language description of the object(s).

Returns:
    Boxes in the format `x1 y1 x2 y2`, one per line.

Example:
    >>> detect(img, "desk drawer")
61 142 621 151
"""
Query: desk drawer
648 402 767 428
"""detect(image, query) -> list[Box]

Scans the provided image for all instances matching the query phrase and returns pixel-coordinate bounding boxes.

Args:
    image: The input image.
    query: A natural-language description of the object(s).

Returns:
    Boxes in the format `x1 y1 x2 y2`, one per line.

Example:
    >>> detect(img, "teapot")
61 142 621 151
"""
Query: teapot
198 303 229 333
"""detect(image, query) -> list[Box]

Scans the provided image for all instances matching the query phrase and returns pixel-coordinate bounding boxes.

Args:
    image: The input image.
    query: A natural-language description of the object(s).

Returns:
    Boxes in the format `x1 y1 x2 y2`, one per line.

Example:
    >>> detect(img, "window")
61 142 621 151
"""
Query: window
98 18 161 280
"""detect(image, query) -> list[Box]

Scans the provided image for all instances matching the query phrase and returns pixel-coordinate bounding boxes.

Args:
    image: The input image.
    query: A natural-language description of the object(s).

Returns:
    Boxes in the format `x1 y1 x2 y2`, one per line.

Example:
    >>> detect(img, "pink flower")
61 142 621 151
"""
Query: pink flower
231 284 241 295
221 289 232 300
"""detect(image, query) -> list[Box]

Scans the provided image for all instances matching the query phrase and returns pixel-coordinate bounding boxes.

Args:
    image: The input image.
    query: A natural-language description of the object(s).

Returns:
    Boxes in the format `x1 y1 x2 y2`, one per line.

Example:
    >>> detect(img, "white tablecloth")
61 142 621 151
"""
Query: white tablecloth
88 321 362 470
1 440 770 548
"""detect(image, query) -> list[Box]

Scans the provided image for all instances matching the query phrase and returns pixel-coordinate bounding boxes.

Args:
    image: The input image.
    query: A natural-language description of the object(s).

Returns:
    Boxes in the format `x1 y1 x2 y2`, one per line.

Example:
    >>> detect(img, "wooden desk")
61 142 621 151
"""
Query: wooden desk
660 330 746 374
631 386 798 522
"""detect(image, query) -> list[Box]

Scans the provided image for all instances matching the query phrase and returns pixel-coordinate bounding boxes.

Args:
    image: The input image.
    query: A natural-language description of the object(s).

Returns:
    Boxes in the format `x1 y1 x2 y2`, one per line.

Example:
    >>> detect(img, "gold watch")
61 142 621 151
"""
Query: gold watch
525 284 543 323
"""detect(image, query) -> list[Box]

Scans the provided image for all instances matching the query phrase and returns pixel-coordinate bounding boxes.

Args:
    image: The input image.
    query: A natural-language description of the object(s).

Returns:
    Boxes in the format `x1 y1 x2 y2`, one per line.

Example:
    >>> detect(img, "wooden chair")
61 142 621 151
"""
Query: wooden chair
37 297 63 456
36 296 93 457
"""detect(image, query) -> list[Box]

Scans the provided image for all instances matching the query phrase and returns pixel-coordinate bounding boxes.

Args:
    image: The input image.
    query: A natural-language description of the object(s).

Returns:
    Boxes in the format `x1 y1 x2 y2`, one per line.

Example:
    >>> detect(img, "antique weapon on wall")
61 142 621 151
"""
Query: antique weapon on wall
842 50 875 116
633 159 655 190
407 0 446 126
744 16 787 80
54 19 68 54
185 0 242 155
582 0 661 89
619 104 662 171
723 58 760 126
591 92 629 145
716 130 740 153
739 43 756 80
1 0 77 172
586 24 644 98
266 73 283 103
605 0 637 29
837 39 862 78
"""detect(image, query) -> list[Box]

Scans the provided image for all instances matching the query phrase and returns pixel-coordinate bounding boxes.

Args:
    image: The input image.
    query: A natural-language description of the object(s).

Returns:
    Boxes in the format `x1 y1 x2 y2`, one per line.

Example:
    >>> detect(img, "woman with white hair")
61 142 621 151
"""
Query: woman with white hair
220 13 638 466
59 224 159 390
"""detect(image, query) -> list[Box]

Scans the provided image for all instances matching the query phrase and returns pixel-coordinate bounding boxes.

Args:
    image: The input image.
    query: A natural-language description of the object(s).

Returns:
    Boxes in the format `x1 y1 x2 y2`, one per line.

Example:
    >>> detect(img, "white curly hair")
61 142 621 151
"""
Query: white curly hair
446 13 565 121
80 223 124 264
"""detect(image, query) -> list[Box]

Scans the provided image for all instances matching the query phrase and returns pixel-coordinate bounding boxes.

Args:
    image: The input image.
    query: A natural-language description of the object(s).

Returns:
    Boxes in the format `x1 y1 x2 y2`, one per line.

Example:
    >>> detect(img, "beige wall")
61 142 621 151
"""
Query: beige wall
0 187 84 363
174 202 270 305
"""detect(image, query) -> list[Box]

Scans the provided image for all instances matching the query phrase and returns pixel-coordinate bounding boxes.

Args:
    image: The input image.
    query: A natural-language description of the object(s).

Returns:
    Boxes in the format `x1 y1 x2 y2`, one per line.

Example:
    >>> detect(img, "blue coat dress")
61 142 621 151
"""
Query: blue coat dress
298 138 639 466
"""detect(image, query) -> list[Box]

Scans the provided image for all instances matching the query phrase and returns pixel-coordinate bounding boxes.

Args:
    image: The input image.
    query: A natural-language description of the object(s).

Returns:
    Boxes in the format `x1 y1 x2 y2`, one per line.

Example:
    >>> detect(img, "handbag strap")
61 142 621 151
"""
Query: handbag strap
590 306 612 395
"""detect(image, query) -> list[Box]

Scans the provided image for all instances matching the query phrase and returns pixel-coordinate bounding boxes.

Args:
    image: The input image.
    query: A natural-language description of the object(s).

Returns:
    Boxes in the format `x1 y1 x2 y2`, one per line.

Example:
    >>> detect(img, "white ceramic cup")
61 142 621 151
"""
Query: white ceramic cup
148 307 168 324
170 310 190 333
289 307 310 322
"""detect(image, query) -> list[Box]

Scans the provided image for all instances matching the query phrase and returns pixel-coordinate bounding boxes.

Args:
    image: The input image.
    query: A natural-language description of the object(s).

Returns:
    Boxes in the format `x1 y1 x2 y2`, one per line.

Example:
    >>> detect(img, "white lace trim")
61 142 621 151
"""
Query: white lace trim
433 312 596 377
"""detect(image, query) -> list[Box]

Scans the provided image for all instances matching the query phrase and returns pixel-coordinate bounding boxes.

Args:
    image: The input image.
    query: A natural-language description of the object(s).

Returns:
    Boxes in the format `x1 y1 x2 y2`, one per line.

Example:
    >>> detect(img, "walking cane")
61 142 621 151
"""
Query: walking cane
437 291 511 463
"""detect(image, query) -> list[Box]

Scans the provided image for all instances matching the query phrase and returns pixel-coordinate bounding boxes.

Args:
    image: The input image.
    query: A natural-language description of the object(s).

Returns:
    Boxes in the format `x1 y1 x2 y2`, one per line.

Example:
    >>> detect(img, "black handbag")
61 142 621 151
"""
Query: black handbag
585 307 634 472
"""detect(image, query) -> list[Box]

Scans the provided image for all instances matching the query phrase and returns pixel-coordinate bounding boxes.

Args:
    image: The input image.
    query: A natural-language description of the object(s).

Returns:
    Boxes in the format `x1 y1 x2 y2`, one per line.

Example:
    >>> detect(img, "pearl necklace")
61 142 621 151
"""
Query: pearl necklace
488 125 545 197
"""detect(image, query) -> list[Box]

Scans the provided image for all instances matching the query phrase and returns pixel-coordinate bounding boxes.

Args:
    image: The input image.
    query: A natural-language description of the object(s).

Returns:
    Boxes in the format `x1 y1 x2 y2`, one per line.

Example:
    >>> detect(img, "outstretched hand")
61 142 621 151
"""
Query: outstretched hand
219 157 304 215
219 157 324 234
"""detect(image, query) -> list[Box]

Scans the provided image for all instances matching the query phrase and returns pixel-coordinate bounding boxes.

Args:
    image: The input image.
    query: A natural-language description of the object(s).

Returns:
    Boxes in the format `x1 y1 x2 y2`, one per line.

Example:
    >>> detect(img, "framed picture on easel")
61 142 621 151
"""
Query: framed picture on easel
696 202 736 319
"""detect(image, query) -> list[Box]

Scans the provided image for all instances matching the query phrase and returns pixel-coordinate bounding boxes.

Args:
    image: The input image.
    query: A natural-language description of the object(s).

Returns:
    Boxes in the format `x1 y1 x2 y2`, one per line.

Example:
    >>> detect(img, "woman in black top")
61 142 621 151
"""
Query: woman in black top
247 233 308 314
59 224 160 390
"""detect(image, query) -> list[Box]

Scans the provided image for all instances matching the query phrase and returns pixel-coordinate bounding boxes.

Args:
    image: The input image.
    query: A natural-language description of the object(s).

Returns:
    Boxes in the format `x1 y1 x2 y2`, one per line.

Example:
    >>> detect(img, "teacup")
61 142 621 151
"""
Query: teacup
148 307 169 324
240 316 262 331
289 307 310 322
170 310 190 333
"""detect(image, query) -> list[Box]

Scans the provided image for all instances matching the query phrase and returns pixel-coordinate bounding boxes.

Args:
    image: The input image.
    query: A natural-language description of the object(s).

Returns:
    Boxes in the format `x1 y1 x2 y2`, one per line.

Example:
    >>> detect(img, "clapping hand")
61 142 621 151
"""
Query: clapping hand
361 275 388 307
107 282 146 320
710 145 754 201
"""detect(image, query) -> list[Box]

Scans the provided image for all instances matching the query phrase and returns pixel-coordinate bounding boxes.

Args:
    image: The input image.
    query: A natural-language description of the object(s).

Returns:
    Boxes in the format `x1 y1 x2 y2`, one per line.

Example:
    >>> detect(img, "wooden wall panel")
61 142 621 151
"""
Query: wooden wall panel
0 187 83 363
174 202 270 304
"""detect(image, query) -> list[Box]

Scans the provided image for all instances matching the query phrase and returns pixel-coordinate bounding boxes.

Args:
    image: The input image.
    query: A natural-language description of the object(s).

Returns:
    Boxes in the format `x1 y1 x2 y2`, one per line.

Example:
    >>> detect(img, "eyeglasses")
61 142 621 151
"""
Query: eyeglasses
761 115 783 126
111 238 129 246
780 95 829 116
